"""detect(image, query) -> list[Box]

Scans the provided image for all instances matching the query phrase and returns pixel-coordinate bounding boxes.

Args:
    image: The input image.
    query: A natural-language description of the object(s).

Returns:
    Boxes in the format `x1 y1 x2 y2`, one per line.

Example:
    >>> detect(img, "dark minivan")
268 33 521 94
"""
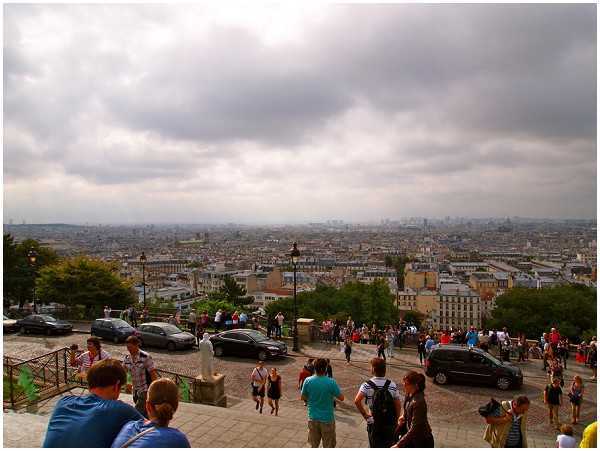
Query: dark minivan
425 345 523 390
91 318 137 343
210 329 287 361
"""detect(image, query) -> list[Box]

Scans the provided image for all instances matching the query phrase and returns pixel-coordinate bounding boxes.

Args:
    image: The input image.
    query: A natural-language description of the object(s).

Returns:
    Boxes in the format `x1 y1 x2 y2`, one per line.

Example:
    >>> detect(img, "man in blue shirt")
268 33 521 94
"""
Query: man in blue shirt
43 358 143 448
301 358 345 448
425 335 436 354
466 326 479 348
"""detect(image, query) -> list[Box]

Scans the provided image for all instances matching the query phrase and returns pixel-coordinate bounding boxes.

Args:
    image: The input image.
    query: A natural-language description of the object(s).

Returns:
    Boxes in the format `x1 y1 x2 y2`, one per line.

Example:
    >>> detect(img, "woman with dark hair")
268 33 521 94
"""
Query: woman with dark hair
392 371 434 448
69 336 110 379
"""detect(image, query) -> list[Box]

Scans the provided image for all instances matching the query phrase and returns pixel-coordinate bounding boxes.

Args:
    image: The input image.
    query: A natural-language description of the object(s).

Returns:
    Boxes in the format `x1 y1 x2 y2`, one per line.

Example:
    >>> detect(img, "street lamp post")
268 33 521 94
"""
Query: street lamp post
140 252 147 310
27 249 38 313
290 242 300 352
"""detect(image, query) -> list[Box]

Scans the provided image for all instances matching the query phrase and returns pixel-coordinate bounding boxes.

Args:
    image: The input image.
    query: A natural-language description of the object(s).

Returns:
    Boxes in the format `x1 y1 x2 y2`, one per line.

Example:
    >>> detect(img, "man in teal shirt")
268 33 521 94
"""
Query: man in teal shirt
301 358 345 447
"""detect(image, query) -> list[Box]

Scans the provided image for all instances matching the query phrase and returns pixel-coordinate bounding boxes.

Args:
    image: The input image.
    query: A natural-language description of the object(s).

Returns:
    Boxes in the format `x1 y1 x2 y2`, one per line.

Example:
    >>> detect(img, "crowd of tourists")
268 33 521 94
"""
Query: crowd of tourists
41 315 597 448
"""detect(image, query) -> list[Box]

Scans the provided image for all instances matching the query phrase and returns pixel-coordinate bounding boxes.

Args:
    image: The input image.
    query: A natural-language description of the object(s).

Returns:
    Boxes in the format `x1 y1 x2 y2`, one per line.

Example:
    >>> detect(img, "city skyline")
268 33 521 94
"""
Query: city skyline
3 3 597 223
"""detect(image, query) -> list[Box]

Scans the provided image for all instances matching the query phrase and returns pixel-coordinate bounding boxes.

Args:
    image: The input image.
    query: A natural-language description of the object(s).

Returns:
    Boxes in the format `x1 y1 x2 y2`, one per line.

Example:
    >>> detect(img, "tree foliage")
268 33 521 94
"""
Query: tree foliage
209 275 254 306
486 285 597 342
36 257 136 313
192 299 238 316
402 310 425 328
264 280 398 327
385 254 412 291
3 234 59 307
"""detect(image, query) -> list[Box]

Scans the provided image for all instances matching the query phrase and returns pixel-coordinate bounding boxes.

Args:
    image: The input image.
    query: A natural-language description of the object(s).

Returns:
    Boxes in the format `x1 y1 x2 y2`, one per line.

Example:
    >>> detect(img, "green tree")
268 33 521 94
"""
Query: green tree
3 234 59 308
402 310 425 328
192 299 238 316
264 280 398 327
486 285 597 342
210 276 253 307
36 257 136 316
384 254 412 292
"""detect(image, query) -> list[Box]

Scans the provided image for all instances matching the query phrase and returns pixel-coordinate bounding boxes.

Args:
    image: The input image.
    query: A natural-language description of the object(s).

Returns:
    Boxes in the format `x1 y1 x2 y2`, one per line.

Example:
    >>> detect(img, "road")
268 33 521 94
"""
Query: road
3 332 597 441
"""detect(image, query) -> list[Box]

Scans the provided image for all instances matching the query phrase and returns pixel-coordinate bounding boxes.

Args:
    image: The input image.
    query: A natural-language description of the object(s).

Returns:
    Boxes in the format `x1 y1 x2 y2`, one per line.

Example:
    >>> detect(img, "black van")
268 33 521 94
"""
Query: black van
425 345 523 390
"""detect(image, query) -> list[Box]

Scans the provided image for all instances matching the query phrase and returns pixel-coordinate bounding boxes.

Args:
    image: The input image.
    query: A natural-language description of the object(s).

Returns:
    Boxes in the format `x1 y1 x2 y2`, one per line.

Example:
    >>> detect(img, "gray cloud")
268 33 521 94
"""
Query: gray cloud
2 3 596 222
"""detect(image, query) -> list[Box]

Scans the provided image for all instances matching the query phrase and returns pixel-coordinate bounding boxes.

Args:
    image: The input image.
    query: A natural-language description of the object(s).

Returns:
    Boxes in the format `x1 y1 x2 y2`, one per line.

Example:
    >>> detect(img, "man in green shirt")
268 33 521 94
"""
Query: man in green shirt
301 358 345 447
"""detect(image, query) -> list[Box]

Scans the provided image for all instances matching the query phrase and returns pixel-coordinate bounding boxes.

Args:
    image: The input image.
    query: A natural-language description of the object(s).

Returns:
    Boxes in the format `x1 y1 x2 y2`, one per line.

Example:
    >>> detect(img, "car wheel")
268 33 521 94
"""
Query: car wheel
113 335 120 344
258 350 268 361
20 326 27 335
214 346 224 357
434 371 448 385
167 341 176 352
496 377 511 390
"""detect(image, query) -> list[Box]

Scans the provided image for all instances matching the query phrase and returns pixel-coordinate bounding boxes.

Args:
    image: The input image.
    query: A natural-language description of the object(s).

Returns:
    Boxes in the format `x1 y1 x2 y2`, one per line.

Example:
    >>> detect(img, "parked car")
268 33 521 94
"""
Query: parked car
425 345 523 390
210 329 287 361
16 314 73 336
3 315 19 334
137 322 195 351
91 318 137 343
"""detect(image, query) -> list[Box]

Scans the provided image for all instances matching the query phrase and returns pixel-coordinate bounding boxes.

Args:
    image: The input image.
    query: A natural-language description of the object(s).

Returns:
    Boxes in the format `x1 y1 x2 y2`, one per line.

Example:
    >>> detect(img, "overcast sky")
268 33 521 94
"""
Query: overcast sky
3 3 597 224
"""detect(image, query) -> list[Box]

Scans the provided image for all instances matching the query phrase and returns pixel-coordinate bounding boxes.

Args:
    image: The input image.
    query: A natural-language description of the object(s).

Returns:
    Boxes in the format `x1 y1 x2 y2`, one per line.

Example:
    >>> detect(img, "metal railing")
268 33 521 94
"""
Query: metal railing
154 368 197 403
3 348 202 409
3 347 78 409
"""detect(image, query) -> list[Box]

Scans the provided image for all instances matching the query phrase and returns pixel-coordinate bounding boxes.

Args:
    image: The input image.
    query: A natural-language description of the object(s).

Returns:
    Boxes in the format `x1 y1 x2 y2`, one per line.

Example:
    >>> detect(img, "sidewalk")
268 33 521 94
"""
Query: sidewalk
4 390 558 448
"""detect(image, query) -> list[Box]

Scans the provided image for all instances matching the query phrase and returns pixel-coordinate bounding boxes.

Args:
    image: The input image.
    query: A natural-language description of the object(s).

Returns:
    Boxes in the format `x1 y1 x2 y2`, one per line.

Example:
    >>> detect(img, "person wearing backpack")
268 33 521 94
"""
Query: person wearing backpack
354 357 402 448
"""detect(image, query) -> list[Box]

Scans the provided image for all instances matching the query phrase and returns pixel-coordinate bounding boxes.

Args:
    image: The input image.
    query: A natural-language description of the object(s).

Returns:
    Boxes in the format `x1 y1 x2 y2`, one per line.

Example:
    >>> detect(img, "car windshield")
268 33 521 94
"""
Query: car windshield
39 315 57 322
243 330 269 342
111 319 131 329
162 325 183 335
482 352 502 366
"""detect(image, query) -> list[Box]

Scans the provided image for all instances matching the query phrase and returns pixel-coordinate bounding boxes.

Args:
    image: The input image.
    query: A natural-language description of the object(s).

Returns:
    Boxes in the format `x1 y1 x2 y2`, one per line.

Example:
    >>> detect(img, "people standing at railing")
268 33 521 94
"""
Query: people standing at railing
275 312 285 339
239 311 248 329
69 336 111 380
128 306 138 328
43 359 143 447
214 309 222 331
111 378 191 448
187 310 196 337
232 311 239 329
123 336 158 418
104 306 112 319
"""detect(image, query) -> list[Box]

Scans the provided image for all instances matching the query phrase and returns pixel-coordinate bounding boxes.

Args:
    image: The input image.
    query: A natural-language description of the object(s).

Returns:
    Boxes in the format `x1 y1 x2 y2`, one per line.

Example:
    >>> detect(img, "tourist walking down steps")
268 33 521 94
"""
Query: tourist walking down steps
301 358 345 448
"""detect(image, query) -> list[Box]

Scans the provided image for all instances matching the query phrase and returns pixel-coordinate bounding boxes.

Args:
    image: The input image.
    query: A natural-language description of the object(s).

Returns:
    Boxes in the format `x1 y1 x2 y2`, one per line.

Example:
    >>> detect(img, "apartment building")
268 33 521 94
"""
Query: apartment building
436 284 482 330
404 263 439 290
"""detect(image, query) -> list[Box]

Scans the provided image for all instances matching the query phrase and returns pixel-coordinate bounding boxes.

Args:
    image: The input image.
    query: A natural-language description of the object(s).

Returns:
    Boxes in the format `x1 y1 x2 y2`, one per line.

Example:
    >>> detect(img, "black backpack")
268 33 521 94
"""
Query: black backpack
366 380 397 427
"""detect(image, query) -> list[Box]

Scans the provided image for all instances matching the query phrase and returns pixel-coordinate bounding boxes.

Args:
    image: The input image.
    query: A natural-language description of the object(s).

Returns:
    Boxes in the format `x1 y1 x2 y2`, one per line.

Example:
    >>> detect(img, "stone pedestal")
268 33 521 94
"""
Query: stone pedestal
297 318 315 344
192 373 227 407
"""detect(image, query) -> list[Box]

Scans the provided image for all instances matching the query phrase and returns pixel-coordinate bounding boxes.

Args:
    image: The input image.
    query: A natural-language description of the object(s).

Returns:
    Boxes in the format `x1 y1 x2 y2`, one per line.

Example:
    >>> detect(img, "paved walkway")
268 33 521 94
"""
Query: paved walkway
4 388 558 448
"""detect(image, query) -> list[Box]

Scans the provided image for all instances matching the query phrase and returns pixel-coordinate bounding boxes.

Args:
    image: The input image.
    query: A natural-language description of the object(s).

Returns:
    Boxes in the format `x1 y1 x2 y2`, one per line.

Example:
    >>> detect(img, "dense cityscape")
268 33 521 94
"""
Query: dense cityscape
5 218 596 329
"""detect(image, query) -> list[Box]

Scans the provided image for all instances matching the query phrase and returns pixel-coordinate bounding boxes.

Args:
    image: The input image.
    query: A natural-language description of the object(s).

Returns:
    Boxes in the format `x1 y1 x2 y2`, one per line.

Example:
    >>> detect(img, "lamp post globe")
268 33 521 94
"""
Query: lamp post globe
290 242 300 352
140 252 147 310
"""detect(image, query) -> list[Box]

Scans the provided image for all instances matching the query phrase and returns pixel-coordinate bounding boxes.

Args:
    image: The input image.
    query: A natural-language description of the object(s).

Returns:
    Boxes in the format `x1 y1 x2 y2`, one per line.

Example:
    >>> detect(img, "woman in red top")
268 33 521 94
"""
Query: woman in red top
440 331 450 345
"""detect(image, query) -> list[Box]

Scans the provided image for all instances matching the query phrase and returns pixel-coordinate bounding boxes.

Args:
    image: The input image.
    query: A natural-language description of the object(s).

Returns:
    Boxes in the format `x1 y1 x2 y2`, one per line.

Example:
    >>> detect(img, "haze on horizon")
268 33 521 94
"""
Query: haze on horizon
3 3 597 224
